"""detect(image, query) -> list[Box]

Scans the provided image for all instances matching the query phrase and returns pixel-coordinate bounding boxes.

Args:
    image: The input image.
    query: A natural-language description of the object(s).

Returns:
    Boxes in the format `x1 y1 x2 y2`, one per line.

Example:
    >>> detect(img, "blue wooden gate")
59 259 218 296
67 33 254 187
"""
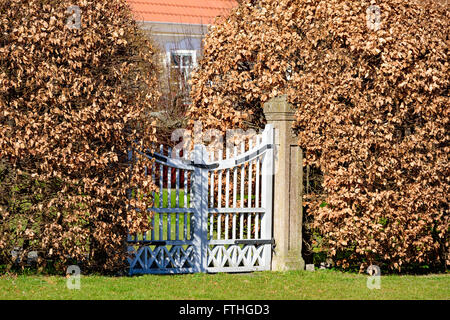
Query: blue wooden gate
127 125 274 274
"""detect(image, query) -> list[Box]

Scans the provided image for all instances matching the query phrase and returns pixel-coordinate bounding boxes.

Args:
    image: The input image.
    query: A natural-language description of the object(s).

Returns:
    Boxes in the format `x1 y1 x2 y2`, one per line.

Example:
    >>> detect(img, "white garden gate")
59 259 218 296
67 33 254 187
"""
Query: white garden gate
127 125 275 274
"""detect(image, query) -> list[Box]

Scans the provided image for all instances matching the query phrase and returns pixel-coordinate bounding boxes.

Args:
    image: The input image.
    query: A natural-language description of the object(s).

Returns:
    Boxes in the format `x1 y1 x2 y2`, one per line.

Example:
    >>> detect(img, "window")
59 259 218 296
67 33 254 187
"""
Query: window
167 50 197 89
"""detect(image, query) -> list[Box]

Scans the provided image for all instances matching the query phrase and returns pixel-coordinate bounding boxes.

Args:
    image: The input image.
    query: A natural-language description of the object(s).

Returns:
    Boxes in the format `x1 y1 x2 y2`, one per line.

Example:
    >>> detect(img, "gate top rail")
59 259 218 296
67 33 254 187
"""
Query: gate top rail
137 124 274 171
205 143 273 171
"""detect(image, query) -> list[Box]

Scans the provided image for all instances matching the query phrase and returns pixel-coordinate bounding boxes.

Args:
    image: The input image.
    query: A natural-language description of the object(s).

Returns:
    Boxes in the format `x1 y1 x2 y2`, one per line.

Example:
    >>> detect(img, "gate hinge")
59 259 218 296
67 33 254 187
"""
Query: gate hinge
127 240 167 246
234 239 275 248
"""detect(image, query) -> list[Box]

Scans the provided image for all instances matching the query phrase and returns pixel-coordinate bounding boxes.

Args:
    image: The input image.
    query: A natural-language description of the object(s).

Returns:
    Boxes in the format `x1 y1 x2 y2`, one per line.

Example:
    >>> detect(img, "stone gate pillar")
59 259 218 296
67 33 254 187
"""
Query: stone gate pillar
263 95 305 271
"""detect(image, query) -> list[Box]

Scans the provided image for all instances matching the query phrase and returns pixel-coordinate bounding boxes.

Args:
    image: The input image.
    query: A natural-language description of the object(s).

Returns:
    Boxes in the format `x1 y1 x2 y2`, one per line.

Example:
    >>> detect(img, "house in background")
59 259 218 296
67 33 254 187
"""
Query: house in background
124 0 238 146
126 0 238 87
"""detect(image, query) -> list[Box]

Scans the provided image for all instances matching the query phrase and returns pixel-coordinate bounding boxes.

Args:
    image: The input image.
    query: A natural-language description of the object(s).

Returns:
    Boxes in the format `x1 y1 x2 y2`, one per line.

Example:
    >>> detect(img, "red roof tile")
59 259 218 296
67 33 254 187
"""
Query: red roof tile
126 0 238 25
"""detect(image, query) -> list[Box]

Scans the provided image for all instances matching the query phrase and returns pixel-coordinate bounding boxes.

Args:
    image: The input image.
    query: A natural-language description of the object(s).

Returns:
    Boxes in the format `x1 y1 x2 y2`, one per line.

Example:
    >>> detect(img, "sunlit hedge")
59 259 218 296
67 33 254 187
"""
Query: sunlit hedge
0 0 158 272
189 0 449 271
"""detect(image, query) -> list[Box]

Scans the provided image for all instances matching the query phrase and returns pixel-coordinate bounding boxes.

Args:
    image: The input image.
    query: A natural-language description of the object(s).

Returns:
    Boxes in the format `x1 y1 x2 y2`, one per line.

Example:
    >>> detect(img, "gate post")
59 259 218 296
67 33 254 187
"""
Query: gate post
263 95 305 271
261 125 274 270
192 144 209 273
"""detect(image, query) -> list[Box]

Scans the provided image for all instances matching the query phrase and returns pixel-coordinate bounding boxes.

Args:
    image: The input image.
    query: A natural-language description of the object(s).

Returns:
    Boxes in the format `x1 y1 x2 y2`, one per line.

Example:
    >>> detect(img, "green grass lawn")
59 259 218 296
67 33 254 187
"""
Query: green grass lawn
3 190 448 300
138 189 252 241
152 188 191 209
136 189 192 241
0 270 448 300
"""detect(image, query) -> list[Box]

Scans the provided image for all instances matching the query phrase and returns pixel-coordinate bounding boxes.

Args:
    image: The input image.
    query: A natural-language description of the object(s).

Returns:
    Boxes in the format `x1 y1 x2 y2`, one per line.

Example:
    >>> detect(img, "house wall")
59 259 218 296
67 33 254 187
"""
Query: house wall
137 21 209 63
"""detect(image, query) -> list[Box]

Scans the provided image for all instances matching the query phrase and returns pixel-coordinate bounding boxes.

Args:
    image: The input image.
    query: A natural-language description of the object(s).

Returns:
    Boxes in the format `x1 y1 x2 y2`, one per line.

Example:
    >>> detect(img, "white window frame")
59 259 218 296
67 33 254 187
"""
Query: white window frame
167 50 198 92
167 49 197 73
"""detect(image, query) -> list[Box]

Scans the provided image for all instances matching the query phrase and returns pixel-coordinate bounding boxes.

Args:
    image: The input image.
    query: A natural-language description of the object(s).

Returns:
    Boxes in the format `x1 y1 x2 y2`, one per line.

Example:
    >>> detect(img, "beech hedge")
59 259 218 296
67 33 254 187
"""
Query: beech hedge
0 0 158 272
189 0 449 271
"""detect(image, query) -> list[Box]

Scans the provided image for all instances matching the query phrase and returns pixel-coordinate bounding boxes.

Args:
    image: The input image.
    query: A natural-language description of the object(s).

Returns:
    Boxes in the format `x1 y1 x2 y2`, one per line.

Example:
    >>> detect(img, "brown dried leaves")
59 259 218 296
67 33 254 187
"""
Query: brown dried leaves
189 0 449 271
0 0 159 272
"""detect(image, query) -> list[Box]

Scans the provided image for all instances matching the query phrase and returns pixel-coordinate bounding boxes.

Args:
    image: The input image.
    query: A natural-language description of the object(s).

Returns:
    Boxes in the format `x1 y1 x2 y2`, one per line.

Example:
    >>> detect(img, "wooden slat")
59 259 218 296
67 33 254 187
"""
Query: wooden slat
225 148 230 240
184 151 188 241
248 139 253 239
159 145 164 240
189 148 194 241
248 139 253 208
151 161 156 241
167 147 172 241
232 146 237 240
256 136 261 208
209 153 214 240
217 149 223 240
240 141 245 240
190 166 194 241
255 136 261 239
190 162 194 209
175 149 180 241
143 165 148 241
210 171 215 209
